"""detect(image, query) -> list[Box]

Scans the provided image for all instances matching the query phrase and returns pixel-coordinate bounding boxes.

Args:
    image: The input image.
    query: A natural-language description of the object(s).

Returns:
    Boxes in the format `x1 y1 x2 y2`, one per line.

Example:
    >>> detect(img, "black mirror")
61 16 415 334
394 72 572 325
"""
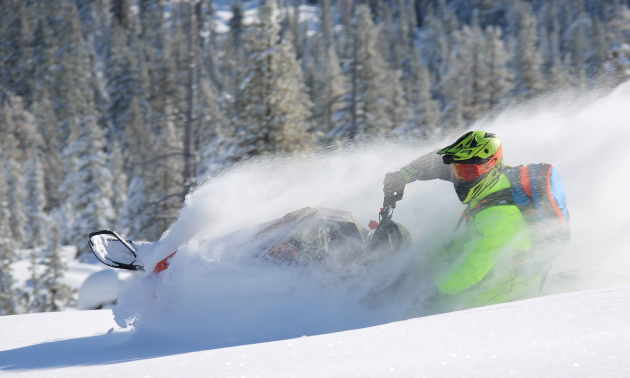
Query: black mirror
88 230 144 271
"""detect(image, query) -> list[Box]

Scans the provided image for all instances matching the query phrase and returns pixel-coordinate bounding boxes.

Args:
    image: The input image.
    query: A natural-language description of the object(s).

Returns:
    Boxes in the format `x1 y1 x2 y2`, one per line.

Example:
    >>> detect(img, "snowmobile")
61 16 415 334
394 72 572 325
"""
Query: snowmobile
88 195 412 275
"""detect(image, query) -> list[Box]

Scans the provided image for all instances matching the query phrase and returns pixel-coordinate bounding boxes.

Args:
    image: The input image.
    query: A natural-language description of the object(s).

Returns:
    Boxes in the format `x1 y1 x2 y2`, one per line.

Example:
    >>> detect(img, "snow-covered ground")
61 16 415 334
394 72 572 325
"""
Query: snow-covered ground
0 284 628 377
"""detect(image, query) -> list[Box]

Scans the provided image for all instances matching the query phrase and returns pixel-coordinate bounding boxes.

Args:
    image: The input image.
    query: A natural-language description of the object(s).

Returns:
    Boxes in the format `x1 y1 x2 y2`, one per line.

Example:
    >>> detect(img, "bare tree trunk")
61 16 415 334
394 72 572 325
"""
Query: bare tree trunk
183 0 197 196
349 0 358 140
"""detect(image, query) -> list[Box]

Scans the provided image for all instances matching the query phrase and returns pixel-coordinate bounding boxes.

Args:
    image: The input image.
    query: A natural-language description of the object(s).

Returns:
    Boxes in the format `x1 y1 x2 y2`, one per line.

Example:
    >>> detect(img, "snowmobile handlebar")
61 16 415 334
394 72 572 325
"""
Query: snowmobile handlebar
368 192 401 230
378 205 394 224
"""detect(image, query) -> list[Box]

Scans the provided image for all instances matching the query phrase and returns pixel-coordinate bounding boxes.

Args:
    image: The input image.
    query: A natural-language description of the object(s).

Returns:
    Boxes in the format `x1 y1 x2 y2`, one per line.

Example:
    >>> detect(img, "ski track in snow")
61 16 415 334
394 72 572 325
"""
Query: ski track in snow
105 82 630 350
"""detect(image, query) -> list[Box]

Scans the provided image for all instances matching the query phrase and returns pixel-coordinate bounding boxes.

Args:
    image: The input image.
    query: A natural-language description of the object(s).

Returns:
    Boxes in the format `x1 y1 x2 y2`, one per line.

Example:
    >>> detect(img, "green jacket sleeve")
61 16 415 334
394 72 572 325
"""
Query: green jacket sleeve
437 205 531 295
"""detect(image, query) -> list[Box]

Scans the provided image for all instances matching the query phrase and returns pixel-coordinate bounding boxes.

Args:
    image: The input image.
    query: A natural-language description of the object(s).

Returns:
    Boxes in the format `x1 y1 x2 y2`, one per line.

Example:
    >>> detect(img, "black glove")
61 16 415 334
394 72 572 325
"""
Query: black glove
383 171 406 206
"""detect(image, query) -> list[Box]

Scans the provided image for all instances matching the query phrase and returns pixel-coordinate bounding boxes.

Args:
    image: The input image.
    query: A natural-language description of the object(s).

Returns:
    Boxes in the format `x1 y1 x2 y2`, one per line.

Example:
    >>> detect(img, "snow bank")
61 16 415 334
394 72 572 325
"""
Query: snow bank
1 285 629 377
111 82 630 348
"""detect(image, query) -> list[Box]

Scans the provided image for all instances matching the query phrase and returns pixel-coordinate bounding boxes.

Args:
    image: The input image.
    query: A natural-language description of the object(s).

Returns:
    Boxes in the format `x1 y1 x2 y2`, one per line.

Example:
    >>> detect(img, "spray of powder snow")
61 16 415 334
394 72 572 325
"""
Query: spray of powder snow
114 82 630 348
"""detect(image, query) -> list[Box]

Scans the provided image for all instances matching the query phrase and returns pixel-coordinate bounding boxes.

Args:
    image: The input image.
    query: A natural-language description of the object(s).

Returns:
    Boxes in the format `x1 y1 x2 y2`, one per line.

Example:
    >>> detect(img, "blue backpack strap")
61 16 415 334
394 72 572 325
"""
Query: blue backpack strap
504 166 530 206
548 166 569 228
528 164 546 215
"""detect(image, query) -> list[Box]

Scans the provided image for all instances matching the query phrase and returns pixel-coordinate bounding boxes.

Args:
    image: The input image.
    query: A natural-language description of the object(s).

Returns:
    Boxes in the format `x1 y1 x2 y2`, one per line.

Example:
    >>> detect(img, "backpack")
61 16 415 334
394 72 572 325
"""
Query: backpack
464 163 571 269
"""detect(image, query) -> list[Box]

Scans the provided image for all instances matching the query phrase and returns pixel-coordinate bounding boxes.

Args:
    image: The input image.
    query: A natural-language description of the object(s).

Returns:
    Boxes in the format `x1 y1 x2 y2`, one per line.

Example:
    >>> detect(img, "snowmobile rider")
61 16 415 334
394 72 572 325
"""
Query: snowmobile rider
382 131 564 313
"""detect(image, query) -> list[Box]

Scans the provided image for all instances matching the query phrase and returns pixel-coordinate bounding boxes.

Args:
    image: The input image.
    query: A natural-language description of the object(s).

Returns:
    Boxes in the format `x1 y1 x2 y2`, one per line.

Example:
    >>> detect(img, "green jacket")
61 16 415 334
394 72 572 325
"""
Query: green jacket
433 174 539 309
400 151 541 310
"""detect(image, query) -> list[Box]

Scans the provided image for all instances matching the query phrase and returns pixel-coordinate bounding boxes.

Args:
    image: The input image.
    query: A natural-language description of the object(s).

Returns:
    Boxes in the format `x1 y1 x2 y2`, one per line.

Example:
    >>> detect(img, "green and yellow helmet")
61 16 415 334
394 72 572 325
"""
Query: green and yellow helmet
438 131 505 204
437 131 502 165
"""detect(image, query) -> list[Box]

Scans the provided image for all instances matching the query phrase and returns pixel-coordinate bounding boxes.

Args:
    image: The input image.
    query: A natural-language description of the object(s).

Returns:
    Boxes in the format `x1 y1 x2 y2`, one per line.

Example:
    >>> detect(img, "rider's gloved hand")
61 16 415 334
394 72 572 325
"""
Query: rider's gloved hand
383 171 406 206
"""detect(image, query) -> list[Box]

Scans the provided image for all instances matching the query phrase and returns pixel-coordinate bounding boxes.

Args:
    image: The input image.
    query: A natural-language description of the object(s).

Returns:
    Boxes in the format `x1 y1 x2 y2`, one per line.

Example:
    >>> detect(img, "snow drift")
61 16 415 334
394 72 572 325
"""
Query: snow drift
112 82 630 348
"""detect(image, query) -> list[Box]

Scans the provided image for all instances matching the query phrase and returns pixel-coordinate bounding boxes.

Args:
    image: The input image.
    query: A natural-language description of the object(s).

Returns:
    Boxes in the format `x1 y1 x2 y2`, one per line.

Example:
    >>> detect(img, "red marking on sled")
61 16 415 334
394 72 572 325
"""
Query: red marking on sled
153 251 178 274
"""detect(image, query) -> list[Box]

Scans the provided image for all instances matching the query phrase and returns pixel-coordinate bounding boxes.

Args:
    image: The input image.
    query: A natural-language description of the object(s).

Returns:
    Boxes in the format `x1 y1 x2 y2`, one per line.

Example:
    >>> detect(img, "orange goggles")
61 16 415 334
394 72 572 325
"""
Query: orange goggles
453 163 486 181
452 146 503 181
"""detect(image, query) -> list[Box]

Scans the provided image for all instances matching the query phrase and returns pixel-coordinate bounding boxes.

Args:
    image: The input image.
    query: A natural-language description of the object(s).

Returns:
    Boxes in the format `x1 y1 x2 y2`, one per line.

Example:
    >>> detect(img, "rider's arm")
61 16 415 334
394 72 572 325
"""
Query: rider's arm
436 205 531 295
399 149 454 184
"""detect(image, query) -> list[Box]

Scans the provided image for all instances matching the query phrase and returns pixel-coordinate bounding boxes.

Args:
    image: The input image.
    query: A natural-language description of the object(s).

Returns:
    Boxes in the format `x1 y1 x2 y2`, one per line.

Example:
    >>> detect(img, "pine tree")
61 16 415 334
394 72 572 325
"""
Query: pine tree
64 111 116 258
144 115 184 239
420 6 450 86
225 0 312 161
108 140 128 223
24 248 44 313
386 69 412 132
403 46 441 137
36 0 92 145
447 19 490 121
24 149 51 249
0 93 43 249
331 5 409 139
24 227 75 313
591 16 610 77
565 11 591 91
512 1 545 98
0 170 19 316
40 227 76 312
0 0 34 100
311 44 349 136
320 0 335 49
121 171 152 240
30 89 64 211
195 75 227 179
138 0 178 132
485 25 513 111
104 10 142 137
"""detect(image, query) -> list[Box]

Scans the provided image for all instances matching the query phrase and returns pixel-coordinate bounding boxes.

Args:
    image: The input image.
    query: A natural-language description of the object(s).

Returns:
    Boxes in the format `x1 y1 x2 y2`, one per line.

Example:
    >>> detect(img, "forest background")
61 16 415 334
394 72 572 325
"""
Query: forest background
0 0 629 315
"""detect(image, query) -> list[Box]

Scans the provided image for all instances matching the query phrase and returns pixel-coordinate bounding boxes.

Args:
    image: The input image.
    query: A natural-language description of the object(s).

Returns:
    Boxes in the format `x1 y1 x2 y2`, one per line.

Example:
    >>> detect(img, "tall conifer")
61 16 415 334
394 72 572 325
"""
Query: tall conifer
225 0 312 161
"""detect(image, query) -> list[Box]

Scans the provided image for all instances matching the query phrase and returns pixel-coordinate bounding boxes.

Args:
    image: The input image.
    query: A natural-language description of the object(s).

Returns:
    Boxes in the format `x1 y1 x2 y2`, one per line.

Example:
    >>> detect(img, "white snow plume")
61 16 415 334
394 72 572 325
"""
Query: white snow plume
114 81 630 348
114 145 457 348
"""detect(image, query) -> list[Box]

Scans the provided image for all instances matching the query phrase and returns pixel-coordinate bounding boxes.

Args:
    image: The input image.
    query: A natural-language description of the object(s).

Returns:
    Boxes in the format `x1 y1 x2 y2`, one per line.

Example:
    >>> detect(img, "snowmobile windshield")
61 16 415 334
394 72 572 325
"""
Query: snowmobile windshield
88 231 140 270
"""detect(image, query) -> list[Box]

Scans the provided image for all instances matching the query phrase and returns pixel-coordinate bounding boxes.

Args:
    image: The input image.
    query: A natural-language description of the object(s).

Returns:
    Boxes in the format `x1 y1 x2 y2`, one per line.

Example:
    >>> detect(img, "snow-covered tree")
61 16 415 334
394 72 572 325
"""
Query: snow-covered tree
420 7 450 86
63 112 116 258
310 43 349 136
402 46 441 136
331 5 409 139
511 2 545 98
485 25 513 110
0 171 19 316
447 18 490 121
40 228 76 312
108 140 128 223
121 171 152 240
30 89 64 211
0 99 30 248
23 249 44 314
24 228 75 313
144 114 184 239
104 12 142 137
225 0 312 161
386 69 412 132
24 149 51 249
